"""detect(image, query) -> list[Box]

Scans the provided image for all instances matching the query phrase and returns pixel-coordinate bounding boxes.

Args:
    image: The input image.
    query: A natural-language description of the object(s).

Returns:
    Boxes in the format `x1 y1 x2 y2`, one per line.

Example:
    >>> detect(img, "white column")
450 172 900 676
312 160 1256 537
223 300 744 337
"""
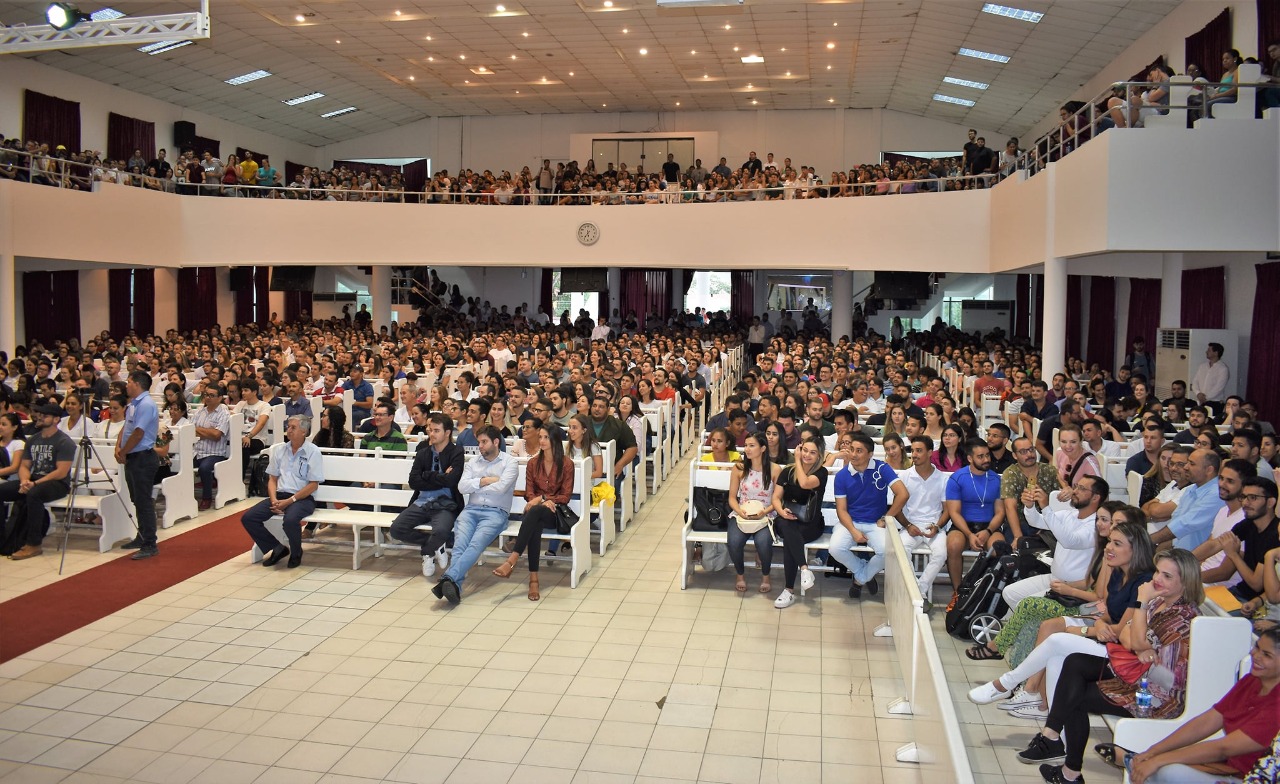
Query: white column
607 267 621 322
671 268 684 314
1160 252 1183 330
0 253 14 357
1042 257 1067 376
830 269 852 341
371 265 392 331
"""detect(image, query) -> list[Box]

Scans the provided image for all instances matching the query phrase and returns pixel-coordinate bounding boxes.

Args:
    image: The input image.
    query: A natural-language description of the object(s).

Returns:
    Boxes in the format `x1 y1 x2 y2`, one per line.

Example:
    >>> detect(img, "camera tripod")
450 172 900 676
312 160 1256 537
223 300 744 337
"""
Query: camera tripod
57 430 139 575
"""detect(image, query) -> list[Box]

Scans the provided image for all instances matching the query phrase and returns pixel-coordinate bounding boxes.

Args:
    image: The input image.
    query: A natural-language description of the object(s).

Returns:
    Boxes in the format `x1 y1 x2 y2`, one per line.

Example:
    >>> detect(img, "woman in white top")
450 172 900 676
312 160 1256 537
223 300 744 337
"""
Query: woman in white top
567 414 605 488
58 393 92 440
96 394 128 442
1054 423 1102 501
155 400 189 484
0 413 25 483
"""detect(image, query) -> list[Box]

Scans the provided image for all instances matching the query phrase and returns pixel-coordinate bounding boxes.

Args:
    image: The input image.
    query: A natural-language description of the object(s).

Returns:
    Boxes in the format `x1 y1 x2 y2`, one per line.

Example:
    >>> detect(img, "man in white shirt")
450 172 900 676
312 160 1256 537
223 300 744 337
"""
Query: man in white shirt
233 380 272 467
898 435 951 599
1143 447 1192 524
1002 474 1108 615
1191 342 1230 409
1081 419 1122 459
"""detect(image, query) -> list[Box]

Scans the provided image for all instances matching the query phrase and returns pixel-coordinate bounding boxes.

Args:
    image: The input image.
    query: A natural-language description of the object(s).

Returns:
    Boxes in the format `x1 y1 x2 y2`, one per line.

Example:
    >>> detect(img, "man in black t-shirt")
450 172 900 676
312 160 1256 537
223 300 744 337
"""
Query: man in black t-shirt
961 129 978 171
966 137 995 178
1209 476 1279 604
0 402 77 559
661 153 680 183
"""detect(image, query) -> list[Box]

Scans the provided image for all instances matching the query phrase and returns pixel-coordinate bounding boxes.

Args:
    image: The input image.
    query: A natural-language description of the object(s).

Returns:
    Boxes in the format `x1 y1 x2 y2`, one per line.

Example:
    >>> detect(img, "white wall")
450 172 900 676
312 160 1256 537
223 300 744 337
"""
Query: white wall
79 269 110 340
320 108 1002 180
155 268 178 335
0 57 316 165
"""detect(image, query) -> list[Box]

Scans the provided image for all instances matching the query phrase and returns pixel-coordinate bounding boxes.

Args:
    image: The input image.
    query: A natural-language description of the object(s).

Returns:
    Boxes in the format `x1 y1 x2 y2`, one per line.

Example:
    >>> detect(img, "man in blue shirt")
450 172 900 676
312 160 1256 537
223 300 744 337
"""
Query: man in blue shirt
117 371 161 559
1151 447 1226 551
944 440 1007 604
343 365 374 428
283 379 312 419
240 414 325 569
832 433 908 598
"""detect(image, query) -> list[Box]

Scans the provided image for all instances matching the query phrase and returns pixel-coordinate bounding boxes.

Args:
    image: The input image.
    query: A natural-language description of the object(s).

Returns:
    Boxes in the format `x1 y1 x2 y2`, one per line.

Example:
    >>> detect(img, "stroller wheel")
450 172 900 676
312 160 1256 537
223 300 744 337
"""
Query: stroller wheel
969 614 1002 645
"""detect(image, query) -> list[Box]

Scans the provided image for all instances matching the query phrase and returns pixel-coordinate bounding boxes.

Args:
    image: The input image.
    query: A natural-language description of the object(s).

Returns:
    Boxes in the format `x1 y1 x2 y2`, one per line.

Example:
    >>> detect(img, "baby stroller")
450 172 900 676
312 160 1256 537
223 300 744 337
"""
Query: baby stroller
946 538 1050 644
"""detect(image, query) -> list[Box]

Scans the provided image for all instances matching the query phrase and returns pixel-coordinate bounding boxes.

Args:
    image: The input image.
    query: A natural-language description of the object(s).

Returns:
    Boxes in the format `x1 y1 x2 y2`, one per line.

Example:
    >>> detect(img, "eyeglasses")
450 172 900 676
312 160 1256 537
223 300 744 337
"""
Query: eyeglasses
1242 494 1271 502
1015 447 1037 455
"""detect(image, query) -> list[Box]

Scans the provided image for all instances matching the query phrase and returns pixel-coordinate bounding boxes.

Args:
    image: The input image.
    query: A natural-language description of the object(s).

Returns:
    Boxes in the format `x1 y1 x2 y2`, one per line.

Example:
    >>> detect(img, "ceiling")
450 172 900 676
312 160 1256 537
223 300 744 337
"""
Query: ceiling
2 0 1179 147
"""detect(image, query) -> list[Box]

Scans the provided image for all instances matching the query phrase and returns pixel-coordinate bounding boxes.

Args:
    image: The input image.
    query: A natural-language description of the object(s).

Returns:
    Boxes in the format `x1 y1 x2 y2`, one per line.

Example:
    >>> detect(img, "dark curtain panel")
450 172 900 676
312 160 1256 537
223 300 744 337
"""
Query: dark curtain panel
284 160 308 186
107 113 156 164
1262 0 1280 66
1185 8 1232 80
23 90 81 151
539 270 555 317
1065 275 1083 360
1248 261 1280 423
598 292 609 320
620 269 647 321
283 290 313 322
1033 274 1044 346
255 267 271 326
54 271 80 346
332 160 400 181
233 267 271 326
648 270 672 319
1014 273 1031 340
22 272 55 348
178 268 218 333
191 136 220 159
1126 279 1162 355
108 269 133 337
1086 277 1116 373
730 270 755 326
235 147 269 165
1181 266 1226 329
620 269 672 320
402 159 429 203
134 268 155 336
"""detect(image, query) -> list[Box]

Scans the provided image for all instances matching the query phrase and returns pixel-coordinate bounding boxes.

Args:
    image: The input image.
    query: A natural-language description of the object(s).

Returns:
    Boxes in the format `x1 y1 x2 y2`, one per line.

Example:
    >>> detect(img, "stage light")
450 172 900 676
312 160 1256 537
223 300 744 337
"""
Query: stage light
46 3 89 31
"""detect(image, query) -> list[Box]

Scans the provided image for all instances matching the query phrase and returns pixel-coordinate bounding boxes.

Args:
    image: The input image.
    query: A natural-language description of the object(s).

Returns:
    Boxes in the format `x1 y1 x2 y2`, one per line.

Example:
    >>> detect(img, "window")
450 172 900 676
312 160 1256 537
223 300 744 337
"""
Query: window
685 271 731 314
591 138 695 181
551 271 599 322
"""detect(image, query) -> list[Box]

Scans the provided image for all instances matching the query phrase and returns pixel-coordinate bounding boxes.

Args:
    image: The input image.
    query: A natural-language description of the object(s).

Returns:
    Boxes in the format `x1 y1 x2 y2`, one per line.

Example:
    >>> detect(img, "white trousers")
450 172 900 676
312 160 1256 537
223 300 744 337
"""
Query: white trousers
999 631 1106 707
1002 573 1053 619
901 530 947 600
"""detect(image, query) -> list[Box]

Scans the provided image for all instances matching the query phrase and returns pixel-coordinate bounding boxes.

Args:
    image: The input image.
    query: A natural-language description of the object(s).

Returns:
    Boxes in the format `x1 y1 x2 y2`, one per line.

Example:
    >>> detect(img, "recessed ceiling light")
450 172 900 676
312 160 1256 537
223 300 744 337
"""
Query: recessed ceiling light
751 99 758 105
569 71 574 76
826 65 832 70
425 35 432 40
833 22 838 26
138 40 192 54
639 48 648 55
675 101 680 106
746 82 752 88
723 24 731 30
828 98 835 103
90 8 125 21
604 0 613 6
826 42 835 49
933 93 976 107
320 106 358 118
959 47 1011 63
943 76 990 90
541 76 547 82
394 9 402 16
464 80 470 84
427 56 434 61
283 92 324 105
515 90 520 93
703 74 708 78
732 46 739 52
741 54 763 64
602 103 607 107
459 54 466 59
335 39 341 44
496 4 505 11
780 47 786 52
225 69 271 85
785 70 791 76
409 75 415 81
522 31 529 37
294 14 304 22
981 3 1044 23
622 28 628 33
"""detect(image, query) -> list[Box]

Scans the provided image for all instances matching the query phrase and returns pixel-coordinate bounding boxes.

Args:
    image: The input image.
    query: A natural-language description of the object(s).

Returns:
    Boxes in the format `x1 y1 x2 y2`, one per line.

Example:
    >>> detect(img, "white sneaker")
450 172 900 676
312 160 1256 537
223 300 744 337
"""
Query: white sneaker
967 679 1009 705
799 568 816 591
422 554 436 578
997 686 1041 711
1009 704 1049 720
433 546 449 571
774 589 796 609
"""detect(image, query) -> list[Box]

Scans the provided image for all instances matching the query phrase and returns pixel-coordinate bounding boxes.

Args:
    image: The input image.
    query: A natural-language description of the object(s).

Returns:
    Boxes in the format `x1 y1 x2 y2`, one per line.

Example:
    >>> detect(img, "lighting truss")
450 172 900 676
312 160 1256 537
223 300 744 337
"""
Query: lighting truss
0 0 209 55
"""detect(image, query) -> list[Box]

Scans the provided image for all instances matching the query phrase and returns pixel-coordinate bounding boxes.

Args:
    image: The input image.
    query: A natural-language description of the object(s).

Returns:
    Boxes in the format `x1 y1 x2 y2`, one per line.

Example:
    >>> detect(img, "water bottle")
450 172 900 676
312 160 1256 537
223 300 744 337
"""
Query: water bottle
1134 676 1153 718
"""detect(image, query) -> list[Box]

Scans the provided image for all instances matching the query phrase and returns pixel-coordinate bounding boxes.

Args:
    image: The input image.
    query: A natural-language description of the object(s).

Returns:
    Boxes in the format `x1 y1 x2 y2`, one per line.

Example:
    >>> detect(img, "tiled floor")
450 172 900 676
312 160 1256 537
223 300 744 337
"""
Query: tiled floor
0 456 1120 783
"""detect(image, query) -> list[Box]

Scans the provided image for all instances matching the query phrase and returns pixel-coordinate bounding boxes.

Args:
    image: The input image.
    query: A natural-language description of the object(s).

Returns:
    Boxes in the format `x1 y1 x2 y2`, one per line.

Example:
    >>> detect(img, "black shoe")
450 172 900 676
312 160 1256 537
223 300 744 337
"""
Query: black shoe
440 577 460 605
431 581 444 599
263 547 289 567
121 537 144 550
287 553 302 568
1038 764 1083 783
848 580 862 599
866 577 879 596
131 546 159 561
1018 733 1066 765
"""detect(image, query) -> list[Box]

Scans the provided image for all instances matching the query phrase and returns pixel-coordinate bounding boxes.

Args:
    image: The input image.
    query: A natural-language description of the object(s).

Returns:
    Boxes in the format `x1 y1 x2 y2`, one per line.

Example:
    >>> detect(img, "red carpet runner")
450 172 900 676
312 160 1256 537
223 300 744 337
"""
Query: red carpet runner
0 510 250 663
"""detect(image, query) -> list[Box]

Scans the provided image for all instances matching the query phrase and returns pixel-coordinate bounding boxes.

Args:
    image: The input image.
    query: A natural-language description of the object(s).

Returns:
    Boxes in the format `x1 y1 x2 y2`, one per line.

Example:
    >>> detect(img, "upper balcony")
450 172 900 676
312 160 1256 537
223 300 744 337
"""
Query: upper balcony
1 113 1276 274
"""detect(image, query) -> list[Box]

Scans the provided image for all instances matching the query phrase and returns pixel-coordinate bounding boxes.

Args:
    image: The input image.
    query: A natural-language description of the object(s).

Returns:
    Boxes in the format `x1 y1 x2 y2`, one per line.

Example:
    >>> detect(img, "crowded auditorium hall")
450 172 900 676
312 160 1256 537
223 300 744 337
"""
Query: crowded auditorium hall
1 0 1279 782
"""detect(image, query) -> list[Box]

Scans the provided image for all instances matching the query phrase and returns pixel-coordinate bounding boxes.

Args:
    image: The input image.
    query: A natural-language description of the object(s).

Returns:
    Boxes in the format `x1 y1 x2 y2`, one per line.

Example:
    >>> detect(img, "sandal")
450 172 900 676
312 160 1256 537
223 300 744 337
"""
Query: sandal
965 643 1002 661
493 555 517 579
759 576 772 594
1094 743 1132 770
735 575 747 593
528 574 540 601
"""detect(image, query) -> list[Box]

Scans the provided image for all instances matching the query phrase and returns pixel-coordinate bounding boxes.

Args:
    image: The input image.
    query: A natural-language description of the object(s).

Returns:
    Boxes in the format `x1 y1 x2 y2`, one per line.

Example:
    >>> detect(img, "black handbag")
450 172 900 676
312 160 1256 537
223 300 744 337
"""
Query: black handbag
1044 590 1089 609
248 453 271 497
782 466 822 524
691 486 731 532
554 503 578 535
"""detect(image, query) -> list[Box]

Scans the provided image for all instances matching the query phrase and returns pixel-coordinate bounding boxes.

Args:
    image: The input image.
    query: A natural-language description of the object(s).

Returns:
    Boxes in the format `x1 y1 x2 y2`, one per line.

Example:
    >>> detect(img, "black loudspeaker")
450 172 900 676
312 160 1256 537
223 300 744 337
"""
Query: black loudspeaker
174 120 196 150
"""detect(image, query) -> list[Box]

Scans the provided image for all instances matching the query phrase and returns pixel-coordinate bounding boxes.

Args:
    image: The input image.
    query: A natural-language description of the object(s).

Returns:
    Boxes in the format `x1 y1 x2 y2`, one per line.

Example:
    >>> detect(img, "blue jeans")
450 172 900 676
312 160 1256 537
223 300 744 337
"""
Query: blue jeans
443 505 509 588
194 455 227 500
829 521 885 585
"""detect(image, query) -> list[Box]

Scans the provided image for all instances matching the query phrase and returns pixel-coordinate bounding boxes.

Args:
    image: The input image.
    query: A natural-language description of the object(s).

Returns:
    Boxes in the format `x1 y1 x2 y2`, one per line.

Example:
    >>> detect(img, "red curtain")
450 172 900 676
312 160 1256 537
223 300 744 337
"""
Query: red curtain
22 90 81 151
284 161 308 187
1248 261 1280 422
233 267 271 327
178 268 219 333
23 271 79 348
107 113 156 165
730 270 754 326
1262 0 1280 67
1065 275 1083 360
109 269 156 336
402 159 429 203
1185 8 1232 81
1014 273 1031 340
1181 266 1226 329
1086 277 1116 373
1126 278 1162 354
283 291 313 322
620 269 671 322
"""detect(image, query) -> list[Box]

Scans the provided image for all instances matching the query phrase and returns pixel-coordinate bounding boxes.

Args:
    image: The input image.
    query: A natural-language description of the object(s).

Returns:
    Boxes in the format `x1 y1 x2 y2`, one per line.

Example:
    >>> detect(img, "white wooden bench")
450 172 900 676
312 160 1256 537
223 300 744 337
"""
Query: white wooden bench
492 454 594 588
45 438 136 552
158 424 198 528
212 413 246 509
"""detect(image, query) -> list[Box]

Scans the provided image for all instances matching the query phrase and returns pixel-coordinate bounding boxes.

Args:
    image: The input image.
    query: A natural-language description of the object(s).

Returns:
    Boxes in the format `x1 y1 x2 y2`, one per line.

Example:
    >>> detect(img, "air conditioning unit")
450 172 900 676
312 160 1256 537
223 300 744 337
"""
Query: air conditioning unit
961 300 1012 336
1154 328 1238 401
